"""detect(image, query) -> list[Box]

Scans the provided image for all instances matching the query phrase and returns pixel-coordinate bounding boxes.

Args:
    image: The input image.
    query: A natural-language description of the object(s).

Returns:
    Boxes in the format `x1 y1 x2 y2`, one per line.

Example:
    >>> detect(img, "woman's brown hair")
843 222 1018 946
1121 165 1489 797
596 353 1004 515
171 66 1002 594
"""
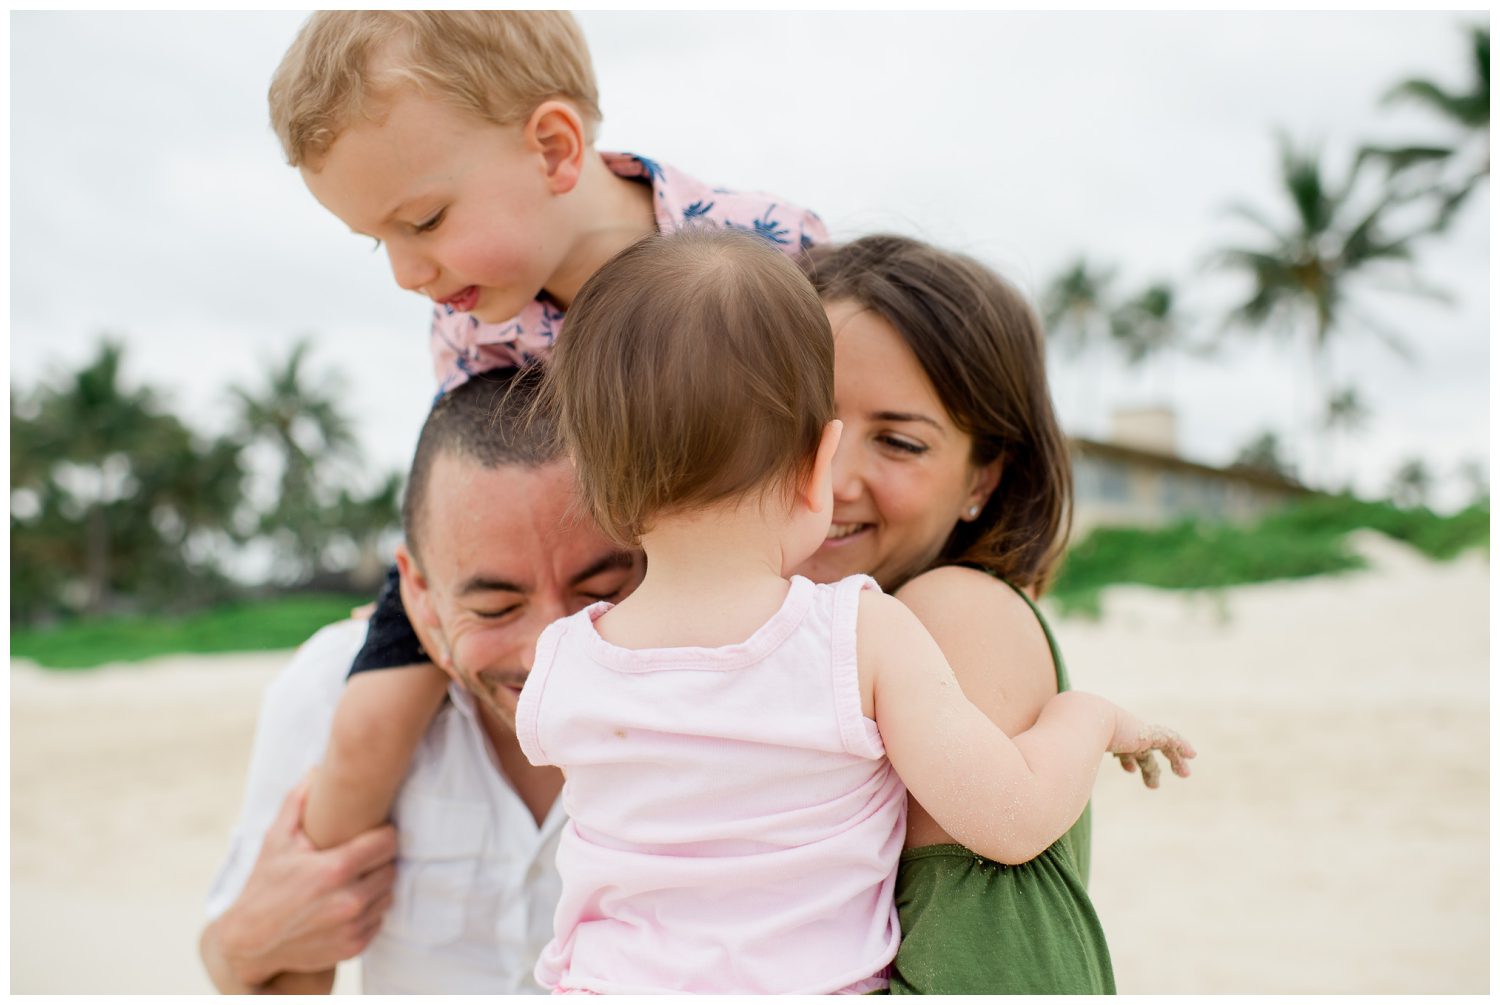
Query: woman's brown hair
544 227 834 547
800 235 1073 594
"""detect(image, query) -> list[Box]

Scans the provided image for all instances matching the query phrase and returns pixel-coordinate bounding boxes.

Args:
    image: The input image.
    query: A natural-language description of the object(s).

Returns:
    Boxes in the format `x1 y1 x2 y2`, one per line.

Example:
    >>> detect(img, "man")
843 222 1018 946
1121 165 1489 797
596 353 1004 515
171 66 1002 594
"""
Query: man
199 368 643 993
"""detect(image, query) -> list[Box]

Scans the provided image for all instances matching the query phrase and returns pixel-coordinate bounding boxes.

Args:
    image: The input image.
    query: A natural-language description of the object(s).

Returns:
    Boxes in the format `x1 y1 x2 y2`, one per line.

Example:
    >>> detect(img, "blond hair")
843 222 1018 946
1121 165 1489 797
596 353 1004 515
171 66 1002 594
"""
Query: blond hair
269 11 601 167
545 228 835 547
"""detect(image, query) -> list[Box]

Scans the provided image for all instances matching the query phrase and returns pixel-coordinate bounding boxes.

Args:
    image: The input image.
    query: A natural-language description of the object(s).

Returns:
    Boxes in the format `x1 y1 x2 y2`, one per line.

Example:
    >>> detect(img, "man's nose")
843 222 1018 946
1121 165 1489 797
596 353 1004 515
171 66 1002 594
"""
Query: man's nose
519 598 571 671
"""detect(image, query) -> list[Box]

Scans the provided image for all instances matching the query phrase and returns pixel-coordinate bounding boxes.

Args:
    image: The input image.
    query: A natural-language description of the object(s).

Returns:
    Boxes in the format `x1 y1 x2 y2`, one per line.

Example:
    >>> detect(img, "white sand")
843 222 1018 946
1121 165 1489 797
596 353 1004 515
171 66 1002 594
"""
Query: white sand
9 533 1489 993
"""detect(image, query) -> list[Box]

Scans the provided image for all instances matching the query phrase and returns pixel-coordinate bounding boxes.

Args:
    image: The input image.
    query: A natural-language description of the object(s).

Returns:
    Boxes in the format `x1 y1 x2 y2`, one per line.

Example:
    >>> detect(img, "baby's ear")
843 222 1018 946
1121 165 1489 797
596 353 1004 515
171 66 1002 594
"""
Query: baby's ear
801 419 843 513
527 100 586 195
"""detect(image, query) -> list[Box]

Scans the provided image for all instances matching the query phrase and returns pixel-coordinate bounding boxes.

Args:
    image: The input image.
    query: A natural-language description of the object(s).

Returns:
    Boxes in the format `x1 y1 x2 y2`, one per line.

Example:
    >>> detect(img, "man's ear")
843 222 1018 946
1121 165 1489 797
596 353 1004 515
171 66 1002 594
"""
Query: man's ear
395 542 450 668
525 100 586 196
801 419 844 513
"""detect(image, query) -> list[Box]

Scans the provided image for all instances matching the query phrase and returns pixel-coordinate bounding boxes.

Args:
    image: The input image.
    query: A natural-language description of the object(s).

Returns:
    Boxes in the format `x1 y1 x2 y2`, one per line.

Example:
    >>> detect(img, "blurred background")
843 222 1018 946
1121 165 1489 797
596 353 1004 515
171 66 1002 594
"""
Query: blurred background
9 11 1490 994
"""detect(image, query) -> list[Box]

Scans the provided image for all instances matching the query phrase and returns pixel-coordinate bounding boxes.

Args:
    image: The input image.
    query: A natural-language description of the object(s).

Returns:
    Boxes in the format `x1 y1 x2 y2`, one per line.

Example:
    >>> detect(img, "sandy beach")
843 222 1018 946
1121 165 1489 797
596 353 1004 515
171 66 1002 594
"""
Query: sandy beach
10 531 1489 994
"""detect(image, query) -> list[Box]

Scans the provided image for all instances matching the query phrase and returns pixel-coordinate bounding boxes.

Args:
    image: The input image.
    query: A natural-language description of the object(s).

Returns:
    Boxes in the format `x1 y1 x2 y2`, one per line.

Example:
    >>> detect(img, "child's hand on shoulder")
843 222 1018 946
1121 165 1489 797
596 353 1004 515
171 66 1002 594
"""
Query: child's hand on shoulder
1108 711 1196 789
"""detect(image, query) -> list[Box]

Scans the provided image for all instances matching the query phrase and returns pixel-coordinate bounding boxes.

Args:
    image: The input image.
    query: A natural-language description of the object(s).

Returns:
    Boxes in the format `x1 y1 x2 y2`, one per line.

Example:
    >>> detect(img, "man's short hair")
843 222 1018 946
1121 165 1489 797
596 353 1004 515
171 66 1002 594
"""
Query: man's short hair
402 366 560 558
269 11 602 168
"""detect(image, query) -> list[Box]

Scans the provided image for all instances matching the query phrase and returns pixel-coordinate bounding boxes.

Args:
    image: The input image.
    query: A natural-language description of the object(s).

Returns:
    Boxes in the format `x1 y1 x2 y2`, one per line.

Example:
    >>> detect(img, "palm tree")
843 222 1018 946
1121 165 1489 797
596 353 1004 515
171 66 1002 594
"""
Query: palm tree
328 470 405 591
12 340 248 617
32 342 166 613
1232 430 1297 481
230 338 359 581
1214 136 1444 486
1041 258 1116 358
1390 458 1433 508
1365 25 1489 233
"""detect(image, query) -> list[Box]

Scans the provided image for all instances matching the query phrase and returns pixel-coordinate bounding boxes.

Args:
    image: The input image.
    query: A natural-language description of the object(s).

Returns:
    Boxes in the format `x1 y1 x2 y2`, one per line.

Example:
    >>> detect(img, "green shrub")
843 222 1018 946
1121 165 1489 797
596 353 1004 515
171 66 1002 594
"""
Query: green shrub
1050 495 1488 613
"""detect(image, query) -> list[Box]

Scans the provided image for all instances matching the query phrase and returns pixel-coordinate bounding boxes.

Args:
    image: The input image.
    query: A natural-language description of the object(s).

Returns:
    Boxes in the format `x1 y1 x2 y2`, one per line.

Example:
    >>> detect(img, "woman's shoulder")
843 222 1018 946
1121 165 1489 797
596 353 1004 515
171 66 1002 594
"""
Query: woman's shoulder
894 564 1031 625
894 564 1058 728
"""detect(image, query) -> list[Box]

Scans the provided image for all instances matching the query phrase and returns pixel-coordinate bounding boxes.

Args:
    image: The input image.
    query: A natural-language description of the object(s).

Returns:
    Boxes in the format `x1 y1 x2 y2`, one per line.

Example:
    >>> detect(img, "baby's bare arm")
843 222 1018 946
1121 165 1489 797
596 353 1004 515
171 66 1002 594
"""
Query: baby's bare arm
302 664 450 850
859 592 1194 864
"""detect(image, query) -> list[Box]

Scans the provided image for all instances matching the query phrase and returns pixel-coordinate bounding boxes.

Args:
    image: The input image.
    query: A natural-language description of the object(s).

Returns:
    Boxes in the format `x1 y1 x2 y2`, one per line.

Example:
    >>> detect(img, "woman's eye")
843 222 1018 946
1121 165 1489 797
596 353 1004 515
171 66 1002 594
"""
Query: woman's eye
416 209 446 234
878 435 927 455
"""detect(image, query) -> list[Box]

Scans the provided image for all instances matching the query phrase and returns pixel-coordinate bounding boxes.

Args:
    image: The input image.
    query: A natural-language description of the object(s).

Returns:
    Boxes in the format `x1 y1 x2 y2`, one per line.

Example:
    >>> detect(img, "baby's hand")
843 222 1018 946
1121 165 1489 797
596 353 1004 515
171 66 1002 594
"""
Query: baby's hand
1109 719 1195 789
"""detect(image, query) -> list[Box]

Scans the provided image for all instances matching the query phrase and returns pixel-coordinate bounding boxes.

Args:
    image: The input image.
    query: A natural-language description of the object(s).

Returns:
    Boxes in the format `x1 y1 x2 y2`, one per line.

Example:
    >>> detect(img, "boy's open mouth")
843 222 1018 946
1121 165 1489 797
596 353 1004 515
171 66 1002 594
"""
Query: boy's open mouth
439 286 480 313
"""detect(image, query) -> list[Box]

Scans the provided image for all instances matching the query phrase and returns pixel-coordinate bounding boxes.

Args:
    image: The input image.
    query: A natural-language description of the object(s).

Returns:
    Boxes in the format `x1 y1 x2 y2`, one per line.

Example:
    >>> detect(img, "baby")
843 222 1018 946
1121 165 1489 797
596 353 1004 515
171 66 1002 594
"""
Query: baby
516 227 1194 994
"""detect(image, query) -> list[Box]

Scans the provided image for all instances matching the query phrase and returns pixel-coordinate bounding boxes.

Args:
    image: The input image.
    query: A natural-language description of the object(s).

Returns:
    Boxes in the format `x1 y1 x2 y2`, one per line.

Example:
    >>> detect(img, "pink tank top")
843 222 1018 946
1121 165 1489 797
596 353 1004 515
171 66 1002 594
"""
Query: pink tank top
515 574 905 995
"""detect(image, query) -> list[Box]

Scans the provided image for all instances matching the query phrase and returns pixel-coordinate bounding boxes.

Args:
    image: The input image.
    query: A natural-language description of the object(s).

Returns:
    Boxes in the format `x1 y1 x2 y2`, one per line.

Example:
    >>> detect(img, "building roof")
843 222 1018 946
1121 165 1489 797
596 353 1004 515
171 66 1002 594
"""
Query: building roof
1069 435 1312 496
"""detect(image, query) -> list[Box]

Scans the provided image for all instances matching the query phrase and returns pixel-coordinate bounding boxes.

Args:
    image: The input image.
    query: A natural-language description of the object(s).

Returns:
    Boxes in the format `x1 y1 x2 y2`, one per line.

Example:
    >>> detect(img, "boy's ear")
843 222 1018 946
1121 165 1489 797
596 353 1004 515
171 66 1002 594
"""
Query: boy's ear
801 419 844 513
526 100 586 196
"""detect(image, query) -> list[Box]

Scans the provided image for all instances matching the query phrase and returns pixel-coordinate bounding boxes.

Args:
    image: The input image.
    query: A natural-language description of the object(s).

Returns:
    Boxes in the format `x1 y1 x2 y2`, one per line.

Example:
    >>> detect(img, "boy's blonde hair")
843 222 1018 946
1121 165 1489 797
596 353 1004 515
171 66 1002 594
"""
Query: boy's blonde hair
269 11 602 168
546 228 835 547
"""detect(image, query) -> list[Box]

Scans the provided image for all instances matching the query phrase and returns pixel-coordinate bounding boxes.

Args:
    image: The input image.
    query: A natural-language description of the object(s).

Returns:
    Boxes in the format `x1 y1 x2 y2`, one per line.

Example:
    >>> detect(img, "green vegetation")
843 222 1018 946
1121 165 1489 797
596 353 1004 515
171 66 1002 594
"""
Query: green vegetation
10 593 369 670
1049 495 1489 616
11 338 402 627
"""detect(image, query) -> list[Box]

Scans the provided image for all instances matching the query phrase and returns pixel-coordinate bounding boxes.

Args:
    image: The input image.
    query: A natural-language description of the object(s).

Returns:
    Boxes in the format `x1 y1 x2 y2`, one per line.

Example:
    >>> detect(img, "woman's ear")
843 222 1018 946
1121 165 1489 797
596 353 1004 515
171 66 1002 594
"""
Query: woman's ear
962 456 1003 521
802 419 844 513
525 100 586 196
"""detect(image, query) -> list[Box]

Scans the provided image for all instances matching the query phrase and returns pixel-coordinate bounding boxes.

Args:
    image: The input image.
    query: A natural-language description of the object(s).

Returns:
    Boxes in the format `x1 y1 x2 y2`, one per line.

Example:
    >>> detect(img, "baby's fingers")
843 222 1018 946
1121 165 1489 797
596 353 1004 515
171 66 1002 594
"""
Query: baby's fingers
1161 741 1195 778
1129 751 1161 789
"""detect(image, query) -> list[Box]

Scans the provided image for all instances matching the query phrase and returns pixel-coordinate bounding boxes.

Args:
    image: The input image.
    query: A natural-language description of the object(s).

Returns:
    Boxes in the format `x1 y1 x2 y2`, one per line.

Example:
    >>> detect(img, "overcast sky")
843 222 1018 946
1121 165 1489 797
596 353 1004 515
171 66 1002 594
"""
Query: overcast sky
10 11 1490 510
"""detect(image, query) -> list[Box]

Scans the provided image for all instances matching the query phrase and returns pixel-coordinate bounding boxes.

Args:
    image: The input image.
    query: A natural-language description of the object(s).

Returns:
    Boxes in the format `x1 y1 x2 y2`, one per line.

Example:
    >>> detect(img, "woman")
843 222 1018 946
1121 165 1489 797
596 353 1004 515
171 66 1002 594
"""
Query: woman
797 235 1114 994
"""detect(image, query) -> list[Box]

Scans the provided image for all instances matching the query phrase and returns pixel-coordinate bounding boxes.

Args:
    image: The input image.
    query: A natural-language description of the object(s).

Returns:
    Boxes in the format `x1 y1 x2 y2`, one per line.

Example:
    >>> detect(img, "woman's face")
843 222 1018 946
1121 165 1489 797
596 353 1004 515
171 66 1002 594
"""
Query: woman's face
794 299 998 591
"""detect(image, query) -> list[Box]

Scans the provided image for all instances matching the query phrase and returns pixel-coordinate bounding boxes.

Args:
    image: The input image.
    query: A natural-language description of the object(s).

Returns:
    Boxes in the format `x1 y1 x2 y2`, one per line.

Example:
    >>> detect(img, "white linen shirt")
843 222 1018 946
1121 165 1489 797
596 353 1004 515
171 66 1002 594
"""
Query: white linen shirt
205 620 565 994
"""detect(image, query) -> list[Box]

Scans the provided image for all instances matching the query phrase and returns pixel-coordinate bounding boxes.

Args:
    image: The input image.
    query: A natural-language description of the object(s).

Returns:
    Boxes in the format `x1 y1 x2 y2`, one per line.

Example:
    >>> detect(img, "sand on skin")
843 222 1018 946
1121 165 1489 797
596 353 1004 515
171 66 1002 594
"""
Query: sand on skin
9 532 1488 993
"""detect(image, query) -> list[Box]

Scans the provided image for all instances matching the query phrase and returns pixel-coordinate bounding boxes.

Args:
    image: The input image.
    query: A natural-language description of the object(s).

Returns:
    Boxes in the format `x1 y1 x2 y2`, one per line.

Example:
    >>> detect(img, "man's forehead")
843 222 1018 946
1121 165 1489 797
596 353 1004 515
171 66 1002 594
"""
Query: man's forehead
423 454 625 589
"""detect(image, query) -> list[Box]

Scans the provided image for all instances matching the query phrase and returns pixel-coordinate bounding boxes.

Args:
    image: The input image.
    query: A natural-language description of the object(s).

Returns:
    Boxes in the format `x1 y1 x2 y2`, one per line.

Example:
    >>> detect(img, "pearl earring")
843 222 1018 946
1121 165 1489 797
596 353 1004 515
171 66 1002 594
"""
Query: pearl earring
966 505 980 519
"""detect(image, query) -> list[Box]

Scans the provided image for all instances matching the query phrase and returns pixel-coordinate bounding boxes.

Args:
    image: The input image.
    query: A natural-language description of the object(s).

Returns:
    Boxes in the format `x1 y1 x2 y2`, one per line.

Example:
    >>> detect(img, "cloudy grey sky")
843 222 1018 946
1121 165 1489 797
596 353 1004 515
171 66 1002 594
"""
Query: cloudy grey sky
11 11 1490 509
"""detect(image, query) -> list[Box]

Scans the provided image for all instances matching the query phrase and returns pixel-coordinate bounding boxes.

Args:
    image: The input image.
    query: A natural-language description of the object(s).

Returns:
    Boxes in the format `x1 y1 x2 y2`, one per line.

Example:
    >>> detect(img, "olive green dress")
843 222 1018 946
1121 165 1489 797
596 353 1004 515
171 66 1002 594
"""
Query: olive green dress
885 576 1115 995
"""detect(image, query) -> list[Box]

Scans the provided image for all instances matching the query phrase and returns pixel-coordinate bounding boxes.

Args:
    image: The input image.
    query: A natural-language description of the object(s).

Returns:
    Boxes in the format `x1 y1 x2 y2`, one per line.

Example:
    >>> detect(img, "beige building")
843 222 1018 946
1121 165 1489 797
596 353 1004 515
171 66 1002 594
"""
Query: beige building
1069 407 1310 538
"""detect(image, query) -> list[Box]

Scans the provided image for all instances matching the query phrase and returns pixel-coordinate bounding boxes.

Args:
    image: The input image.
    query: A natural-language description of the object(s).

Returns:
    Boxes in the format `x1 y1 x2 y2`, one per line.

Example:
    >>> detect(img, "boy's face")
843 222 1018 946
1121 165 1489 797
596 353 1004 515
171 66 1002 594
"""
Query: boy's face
301 90 569 324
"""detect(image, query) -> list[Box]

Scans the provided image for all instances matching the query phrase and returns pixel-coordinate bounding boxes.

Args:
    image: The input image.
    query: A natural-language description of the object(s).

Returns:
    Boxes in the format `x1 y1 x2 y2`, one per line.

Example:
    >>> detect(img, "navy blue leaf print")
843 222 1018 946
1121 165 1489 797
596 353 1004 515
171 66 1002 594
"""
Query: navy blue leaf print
627 153 664 184
751 204 790 245
683 199 715 220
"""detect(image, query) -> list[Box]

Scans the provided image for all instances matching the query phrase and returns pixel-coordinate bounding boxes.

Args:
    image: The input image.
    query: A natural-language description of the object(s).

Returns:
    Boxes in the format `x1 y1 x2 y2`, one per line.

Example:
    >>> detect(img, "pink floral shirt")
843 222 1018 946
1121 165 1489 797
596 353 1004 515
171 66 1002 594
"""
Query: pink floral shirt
429 152 828 394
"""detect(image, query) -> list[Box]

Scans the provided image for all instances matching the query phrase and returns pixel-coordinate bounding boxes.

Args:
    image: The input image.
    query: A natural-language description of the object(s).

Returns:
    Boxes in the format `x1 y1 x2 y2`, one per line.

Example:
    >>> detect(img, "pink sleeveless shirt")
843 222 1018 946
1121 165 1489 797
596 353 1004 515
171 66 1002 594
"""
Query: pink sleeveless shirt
515 574 905 995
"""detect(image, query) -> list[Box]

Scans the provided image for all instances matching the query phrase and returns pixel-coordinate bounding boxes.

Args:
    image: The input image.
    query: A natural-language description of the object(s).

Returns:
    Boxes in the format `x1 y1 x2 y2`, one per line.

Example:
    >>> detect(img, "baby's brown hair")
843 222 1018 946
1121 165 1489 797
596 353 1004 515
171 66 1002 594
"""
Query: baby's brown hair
269 11 601 168
545 227 834 547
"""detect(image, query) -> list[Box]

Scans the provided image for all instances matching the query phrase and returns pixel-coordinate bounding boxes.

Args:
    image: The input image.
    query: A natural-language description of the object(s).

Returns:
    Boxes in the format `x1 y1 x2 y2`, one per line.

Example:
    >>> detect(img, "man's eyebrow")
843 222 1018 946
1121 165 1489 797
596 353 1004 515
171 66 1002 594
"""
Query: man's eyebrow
872 410 945 433
458 575 525 596
569 551 636 586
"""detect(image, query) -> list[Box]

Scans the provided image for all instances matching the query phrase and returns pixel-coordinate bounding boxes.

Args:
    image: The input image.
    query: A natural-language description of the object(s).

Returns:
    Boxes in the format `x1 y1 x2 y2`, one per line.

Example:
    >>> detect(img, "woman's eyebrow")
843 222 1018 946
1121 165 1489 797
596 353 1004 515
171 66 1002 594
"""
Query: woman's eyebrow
872 410 944 432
